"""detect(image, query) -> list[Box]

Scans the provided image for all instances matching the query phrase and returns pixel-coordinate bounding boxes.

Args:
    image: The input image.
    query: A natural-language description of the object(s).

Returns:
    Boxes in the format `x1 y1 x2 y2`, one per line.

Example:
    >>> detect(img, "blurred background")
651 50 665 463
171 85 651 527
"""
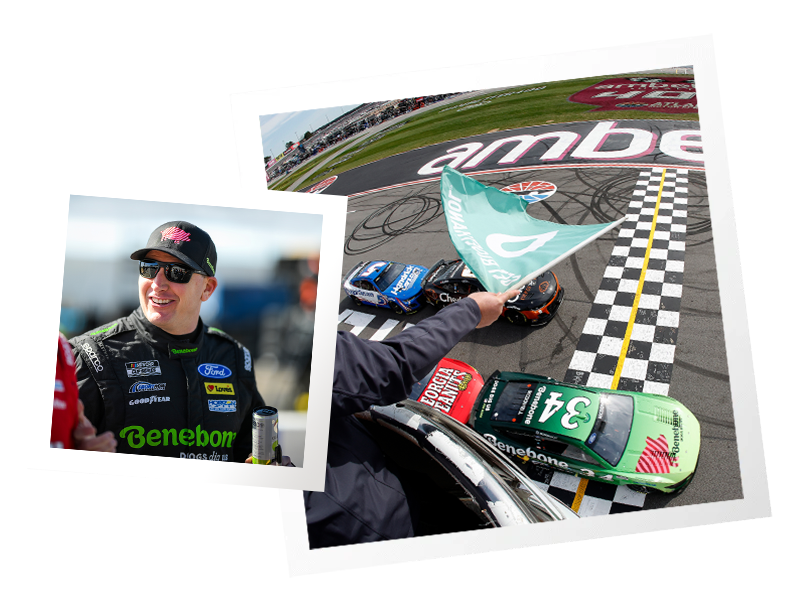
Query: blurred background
60 196 322 466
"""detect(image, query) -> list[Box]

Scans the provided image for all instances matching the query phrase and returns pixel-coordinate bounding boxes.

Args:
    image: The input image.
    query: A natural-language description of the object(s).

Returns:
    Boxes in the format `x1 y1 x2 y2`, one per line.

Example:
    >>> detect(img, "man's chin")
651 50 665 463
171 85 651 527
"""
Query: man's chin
143 308 173 330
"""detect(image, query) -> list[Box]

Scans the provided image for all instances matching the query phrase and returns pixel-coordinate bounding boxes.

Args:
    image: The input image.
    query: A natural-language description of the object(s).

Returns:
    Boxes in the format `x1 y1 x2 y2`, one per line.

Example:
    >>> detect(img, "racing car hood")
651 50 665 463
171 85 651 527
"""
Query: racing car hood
510 270 560 308
617 392 701 481
408 358 485 423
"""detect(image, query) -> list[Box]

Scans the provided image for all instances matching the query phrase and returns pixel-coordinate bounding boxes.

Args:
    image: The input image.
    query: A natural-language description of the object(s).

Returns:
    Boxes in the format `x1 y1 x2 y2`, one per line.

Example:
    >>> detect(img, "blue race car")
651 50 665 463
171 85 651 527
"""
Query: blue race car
343 260 429 314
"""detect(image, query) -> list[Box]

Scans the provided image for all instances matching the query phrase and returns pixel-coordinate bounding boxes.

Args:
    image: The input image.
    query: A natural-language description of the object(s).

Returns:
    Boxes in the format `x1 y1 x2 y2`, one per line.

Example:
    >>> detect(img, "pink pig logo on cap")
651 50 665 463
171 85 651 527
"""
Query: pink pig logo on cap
160 227 191 243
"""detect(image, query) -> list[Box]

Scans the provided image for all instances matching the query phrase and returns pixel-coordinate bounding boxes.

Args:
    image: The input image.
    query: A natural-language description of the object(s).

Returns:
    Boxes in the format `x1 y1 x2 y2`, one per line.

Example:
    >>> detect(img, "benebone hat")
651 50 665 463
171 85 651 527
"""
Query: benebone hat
130 221 217 277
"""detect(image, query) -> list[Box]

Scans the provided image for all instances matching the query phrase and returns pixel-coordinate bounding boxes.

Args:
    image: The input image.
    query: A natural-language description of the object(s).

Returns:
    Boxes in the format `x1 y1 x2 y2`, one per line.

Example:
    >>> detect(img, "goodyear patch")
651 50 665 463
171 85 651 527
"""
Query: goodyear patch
208 400 236 413
205 382 235 395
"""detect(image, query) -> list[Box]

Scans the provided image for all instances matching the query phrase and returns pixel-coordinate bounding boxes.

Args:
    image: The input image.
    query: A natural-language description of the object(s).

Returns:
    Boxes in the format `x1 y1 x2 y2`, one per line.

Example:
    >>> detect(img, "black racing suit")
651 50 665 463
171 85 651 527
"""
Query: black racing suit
303 298 481 548
71 307 263 462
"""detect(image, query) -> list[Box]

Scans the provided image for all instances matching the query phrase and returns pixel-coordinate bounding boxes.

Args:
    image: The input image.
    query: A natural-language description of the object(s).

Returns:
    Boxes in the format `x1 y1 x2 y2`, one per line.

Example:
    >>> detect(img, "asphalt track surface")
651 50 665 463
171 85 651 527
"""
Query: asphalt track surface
335 162 742 515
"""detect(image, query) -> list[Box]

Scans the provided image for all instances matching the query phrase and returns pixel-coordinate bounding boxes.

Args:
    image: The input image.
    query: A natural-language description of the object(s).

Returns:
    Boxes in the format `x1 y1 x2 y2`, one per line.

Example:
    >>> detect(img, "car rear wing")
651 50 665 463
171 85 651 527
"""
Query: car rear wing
343 260 366 282
420 258 450 285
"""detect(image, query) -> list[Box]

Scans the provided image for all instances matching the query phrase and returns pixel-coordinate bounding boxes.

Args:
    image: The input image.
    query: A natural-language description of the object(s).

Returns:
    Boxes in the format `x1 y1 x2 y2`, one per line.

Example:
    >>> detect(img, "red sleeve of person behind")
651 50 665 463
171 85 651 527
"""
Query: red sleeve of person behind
51 334 80 449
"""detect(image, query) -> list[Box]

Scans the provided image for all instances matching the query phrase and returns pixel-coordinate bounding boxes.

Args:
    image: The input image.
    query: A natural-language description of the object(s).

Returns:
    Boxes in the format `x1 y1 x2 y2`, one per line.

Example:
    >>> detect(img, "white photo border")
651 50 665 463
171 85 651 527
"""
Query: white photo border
30 188 347 493
230 35 770 574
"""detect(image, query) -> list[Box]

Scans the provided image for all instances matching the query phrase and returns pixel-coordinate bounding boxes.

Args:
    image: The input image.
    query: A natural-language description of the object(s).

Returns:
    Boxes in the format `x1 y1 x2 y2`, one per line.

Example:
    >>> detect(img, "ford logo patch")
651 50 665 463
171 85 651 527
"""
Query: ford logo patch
198 363 232 379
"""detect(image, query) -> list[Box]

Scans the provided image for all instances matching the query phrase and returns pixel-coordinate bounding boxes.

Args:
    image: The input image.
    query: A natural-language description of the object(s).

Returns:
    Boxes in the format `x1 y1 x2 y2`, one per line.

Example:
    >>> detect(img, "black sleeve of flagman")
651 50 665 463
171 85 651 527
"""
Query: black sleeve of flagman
331 298 481 417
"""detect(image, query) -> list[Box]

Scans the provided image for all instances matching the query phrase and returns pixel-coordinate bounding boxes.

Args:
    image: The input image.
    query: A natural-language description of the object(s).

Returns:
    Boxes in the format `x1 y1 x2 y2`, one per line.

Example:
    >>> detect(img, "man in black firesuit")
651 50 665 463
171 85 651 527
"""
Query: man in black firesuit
71 221 265 462
304 287 518 548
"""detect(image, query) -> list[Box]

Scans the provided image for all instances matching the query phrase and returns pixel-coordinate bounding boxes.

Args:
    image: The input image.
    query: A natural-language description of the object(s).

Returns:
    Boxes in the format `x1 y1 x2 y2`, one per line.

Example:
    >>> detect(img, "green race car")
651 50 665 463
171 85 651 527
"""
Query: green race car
469 371 701 493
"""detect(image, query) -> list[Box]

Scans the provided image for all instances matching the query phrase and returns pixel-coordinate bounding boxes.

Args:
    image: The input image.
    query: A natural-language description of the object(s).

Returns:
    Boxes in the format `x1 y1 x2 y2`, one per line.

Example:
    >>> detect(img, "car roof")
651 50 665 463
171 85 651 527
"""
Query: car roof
355 260 395 282
436 260 482 284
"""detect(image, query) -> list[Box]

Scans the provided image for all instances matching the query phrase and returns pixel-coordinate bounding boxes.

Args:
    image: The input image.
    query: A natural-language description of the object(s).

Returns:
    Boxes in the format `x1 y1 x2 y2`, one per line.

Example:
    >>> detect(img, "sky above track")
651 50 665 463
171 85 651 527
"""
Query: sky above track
260 104 361 159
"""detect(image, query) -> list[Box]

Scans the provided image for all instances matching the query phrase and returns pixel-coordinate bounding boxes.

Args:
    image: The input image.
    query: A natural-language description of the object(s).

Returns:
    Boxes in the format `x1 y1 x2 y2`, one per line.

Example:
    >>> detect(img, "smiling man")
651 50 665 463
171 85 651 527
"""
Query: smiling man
69 221 265 462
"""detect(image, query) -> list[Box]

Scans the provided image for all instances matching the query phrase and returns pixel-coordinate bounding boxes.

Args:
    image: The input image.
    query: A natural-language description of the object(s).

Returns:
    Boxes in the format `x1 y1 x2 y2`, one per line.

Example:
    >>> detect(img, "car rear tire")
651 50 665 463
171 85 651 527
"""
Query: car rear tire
350 295 362 306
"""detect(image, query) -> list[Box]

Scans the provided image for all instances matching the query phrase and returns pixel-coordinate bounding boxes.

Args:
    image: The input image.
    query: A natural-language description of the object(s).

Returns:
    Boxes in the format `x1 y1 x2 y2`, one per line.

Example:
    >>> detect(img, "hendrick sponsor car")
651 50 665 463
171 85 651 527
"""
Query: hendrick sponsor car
423 258 564 326
470 371 701 493
342 260 430 314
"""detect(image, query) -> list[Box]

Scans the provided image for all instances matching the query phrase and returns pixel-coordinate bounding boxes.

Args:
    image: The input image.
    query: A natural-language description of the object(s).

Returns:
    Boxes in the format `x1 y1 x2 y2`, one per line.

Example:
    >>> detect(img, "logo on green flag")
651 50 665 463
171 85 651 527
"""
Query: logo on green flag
440 166 625 293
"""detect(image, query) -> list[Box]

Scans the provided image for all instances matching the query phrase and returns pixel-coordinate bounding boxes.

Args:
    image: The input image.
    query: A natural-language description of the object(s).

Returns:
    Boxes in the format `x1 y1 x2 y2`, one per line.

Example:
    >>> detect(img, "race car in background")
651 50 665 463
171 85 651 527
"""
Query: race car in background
423 258 564 326
342 260 429 314
408 357 485 423
469 371 701 493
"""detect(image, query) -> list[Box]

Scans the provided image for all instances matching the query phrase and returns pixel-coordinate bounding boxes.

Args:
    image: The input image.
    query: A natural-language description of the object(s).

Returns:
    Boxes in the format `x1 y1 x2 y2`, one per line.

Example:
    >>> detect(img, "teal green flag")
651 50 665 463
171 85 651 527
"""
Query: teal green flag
440 166 625 293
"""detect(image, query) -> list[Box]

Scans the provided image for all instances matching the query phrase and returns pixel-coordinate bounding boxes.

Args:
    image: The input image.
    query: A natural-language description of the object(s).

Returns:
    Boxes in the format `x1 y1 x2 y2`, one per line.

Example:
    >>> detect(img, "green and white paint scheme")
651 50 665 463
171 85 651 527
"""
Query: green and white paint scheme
470 371 701 493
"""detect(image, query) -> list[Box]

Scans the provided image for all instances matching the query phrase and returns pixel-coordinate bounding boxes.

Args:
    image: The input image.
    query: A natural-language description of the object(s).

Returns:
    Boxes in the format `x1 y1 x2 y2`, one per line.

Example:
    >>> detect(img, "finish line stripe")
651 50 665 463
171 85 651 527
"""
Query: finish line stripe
611 168 667 390
571 477 589 513
564 167 688 514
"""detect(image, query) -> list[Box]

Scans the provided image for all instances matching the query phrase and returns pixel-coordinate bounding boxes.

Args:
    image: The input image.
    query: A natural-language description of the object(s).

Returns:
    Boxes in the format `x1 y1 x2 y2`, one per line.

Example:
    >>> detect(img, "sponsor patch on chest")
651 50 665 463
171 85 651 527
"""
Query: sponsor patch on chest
129 381 167 393
198 363 232 379
125 360 162 378
205 382 235 395
208 399 236 413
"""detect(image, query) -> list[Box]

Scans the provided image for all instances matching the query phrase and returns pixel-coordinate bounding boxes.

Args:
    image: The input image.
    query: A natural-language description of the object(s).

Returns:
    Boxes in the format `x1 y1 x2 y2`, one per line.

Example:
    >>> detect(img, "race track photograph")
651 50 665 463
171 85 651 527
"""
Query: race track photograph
261 69 742 530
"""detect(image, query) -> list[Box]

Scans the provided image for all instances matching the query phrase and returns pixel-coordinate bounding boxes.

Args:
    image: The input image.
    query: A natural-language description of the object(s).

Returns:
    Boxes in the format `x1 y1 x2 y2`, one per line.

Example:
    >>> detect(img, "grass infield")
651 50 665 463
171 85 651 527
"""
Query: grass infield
270 72 698 192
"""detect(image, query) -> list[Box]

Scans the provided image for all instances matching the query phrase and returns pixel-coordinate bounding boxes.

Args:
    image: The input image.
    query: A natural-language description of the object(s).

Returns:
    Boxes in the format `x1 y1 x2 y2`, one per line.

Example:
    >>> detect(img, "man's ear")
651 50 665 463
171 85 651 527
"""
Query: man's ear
201 276 218 302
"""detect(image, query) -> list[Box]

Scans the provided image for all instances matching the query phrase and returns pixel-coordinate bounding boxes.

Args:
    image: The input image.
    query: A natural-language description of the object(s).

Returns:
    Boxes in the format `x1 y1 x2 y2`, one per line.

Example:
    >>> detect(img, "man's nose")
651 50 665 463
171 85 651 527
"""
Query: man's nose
151 267 170 289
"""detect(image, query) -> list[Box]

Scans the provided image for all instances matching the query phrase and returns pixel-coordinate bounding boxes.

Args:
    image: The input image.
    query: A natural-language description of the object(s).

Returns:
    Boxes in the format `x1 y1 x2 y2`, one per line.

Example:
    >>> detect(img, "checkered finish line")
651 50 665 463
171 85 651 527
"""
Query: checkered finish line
338 167 690 517
566 167 687 393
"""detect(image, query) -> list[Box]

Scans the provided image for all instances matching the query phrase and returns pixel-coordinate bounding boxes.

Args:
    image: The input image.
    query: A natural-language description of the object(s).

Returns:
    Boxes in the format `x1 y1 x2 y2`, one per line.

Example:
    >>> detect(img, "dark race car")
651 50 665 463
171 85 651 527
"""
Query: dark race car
423 258 564 326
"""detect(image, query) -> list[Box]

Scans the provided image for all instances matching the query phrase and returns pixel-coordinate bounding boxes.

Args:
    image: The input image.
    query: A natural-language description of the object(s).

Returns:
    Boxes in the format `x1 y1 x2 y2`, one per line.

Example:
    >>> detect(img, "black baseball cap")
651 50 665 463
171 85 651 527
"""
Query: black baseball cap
130 221 217 277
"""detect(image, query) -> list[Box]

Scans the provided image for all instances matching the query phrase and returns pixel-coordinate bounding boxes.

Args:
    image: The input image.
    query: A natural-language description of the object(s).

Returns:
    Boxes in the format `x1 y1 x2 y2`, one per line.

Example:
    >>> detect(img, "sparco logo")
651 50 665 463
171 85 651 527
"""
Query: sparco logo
129 381 166 393
81 343 103 372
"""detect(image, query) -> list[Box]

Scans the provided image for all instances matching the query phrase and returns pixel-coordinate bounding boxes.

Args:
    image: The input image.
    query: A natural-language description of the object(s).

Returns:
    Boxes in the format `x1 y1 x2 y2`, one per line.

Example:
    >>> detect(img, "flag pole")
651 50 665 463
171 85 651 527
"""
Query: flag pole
507 216 628 291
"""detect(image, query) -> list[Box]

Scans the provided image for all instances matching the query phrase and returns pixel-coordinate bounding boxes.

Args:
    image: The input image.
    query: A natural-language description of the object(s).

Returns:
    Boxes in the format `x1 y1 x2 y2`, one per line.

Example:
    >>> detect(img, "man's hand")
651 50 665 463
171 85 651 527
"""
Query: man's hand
468 288 521 328
73 399 117 452
245 454 294 466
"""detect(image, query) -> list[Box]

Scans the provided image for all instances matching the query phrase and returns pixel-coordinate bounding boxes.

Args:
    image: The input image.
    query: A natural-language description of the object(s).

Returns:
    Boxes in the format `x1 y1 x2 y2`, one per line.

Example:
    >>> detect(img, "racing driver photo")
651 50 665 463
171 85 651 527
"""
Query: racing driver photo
56 196 323 465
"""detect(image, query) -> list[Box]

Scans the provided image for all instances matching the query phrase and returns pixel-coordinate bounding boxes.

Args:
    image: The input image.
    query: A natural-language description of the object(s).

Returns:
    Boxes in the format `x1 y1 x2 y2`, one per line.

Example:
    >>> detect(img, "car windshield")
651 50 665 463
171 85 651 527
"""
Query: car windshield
375 263 404 291
585 393 634 466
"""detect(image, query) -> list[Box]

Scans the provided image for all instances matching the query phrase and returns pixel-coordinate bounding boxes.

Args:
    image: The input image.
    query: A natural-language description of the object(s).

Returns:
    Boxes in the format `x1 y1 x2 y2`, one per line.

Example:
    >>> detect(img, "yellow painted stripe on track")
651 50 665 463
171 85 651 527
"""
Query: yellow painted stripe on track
571 477 589 513
571 168 667 514
611 168 667 390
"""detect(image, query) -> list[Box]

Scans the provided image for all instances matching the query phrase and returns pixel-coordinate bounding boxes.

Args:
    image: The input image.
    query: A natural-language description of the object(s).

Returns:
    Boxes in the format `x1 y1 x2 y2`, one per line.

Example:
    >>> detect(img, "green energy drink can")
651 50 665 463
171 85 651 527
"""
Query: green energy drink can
252 407 281 465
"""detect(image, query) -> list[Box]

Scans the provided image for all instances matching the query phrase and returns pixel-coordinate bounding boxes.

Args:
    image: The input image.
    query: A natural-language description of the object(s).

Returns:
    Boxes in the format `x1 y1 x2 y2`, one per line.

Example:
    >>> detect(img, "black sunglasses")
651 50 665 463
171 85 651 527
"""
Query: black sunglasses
139 260 206 284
